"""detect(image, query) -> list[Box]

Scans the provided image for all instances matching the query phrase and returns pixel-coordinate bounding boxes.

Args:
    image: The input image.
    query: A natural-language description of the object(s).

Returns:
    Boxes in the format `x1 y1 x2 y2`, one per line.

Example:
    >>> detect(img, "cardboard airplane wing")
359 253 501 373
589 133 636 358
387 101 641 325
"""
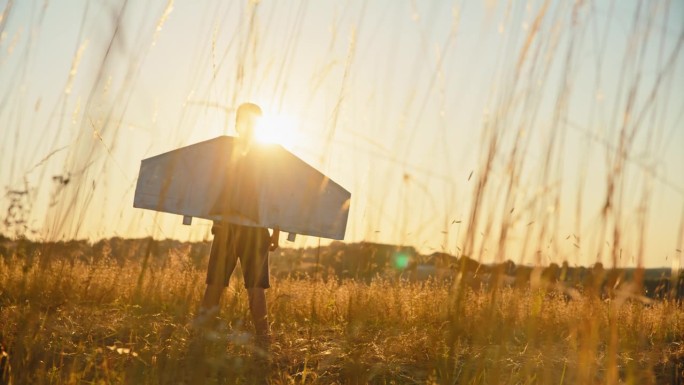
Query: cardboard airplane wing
133 136 351 240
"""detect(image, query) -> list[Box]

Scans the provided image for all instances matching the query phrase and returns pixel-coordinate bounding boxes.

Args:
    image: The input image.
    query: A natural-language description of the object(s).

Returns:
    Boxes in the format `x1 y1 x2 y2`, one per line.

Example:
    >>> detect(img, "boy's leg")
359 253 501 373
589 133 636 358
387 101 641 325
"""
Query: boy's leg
239 228 271 337
247 288 269 336
201 283 224 310
201 224 237 312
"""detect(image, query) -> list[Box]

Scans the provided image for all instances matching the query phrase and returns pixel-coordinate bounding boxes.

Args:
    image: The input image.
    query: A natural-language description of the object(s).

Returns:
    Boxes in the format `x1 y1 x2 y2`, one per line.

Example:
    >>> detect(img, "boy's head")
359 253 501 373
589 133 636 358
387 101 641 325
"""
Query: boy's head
235 102 263 141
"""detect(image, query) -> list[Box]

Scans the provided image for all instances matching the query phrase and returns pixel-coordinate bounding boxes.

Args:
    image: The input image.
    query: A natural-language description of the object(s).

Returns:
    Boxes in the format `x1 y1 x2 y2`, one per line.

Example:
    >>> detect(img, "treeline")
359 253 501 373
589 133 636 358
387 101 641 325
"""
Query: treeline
1 235 682 300
272 242 684 301
0 234 211 270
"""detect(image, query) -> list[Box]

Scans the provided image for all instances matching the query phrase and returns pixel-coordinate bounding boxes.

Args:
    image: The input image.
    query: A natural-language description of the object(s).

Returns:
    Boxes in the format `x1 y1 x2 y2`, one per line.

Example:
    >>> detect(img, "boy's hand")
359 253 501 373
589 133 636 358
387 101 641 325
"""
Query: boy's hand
269 226 280 251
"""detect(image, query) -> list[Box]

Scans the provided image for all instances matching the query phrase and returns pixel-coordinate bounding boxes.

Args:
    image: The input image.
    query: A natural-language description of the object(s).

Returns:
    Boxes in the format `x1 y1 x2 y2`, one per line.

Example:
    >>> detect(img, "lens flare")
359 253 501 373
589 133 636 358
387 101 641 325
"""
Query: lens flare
393 253 410 270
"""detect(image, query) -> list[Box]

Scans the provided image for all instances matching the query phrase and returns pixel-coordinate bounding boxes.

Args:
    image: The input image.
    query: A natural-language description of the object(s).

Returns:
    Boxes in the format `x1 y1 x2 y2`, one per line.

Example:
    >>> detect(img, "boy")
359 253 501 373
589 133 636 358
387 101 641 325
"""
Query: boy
198 103 279 343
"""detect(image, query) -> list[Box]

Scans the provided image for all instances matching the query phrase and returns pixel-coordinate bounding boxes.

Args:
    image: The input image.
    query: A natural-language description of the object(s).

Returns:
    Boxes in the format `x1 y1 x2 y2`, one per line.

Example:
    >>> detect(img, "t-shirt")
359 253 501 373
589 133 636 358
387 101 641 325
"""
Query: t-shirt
210 148 260 223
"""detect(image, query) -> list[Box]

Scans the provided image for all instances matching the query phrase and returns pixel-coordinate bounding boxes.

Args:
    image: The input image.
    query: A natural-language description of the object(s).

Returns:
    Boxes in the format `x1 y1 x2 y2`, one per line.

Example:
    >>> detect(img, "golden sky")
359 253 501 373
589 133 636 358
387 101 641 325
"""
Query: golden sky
1 0 683 268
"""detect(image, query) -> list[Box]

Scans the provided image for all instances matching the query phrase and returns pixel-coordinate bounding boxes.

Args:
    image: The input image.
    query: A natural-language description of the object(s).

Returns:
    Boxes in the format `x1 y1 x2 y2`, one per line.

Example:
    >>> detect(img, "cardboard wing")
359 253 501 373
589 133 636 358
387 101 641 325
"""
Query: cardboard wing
133 136 351 240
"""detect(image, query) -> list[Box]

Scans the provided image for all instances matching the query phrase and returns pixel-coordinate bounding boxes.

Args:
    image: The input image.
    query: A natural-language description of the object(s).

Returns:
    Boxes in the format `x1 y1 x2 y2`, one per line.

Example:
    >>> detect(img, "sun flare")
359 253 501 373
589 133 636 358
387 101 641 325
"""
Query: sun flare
253 114 299 149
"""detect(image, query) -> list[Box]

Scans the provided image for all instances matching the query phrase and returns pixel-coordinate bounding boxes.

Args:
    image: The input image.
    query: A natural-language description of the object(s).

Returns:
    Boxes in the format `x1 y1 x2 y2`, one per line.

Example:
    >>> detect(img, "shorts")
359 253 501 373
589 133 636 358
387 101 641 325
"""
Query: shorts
206 223 271 289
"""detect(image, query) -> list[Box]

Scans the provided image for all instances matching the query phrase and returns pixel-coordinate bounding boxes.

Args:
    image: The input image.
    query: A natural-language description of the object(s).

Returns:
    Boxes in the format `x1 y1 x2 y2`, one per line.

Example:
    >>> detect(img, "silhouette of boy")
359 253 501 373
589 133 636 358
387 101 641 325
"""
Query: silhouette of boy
198 102 279 343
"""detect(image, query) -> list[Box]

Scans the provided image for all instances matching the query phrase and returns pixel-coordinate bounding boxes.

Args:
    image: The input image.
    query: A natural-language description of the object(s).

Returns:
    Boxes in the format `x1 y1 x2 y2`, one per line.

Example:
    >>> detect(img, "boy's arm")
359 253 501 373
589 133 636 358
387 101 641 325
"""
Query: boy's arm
269 226 280 251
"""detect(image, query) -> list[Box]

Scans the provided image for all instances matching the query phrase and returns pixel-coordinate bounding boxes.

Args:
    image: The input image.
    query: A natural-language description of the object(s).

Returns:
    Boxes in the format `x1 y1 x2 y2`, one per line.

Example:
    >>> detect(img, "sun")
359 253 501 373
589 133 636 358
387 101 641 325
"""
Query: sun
253 114 299 149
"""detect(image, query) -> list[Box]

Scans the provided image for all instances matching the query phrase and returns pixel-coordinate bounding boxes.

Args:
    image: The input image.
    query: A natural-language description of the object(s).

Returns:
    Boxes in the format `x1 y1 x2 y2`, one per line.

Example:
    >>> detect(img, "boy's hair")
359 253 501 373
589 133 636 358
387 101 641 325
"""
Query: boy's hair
235 103 262 140
236 103 262 125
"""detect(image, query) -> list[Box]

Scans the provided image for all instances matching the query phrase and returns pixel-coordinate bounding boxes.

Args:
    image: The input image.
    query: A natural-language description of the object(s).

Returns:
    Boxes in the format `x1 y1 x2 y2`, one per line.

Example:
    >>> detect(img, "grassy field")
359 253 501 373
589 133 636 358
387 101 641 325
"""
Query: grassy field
1 1 683 384
1 241 683 385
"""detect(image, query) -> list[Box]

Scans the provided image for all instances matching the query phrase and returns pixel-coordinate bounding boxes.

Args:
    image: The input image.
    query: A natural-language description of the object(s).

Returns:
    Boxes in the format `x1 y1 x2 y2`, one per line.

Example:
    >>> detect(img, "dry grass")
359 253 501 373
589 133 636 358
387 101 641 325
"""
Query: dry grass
1 249 682 384
1 1 683 384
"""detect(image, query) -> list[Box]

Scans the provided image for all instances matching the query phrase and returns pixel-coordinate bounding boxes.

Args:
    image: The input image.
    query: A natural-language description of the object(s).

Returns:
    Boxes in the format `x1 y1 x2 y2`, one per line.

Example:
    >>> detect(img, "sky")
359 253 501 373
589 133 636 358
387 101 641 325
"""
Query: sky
0 0 683 268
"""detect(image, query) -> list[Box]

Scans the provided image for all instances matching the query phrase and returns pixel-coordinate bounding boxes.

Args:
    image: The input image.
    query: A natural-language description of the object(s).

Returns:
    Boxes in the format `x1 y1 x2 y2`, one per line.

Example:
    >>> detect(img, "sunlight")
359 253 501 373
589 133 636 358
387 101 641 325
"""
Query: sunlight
253 114 299 149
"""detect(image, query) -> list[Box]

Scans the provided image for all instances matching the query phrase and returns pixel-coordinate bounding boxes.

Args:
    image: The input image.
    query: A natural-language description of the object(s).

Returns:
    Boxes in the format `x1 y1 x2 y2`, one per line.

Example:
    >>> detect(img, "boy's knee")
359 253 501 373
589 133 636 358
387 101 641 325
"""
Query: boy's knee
247 287 266 298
